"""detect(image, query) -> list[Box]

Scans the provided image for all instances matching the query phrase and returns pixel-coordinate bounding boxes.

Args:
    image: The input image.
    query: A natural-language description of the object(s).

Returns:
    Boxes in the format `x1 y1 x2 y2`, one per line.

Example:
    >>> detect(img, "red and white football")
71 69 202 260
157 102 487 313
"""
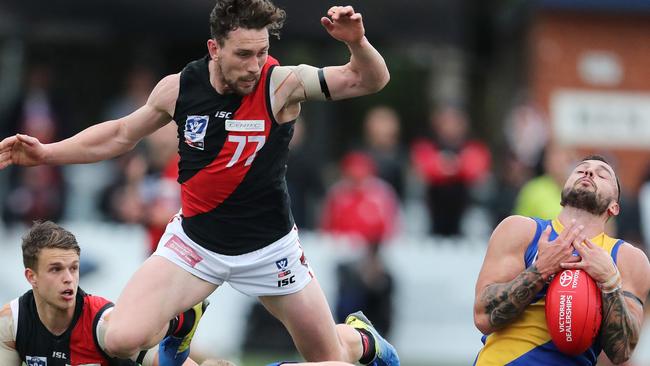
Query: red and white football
545 269 602 356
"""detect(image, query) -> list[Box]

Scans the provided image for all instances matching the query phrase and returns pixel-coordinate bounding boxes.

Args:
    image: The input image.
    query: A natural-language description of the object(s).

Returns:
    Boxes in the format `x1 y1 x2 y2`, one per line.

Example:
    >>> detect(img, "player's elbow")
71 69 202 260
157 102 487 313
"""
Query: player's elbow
604 326 639 364
367 68 390 94
474 310 494 335
608 349 632 365
350 64 389 95
376 69 390 91
609 354 630 365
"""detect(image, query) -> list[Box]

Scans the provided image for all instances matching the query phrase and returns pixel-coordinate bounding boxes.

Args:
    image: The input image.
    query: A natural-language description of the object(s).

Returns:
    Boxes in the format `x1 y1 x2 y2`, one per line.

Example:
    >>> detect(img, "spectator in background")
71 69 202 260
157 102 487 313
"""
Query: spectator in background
99 66 181 254
99 144 181 255
487 148 533 228
104 66 157 120
320 151 397 337
410 104 490 237
335 244 394 336
97 66 157 225
144 154 182 254
138 124 180 254
2 64 70 225
514 144 575 219
503 99 548 170
321 152 399 246
99 150 149 224
361 106 406 200
286 120 324 229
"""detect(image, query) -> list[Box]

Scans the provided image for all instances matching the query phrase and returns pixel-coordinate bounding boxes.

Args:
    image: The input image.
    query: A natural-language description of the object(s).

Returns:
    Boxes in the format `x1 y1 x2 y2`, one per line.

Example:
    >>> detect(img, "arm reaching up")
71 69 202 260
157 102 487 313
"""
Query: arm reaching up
269 6 389 123
319 5 390 99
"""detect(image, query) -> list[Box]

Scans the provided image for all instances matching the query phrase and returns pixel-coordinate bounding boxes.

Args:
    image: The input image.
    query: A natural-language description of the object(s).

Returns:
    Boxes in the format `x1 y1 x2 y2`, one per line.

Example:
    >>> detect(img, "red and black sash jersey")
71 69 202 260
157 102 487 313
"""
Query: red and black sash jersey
14 288 135 366
173 55 295 255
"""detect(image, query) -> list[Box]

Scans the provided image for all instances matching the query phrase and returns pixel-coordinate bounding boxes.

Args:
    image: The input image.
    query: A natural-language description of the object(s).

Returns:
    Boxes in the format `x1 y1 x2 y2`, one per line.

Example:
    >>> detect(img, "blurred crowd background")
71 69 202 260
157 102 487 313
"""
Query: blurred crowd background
1 0 650 365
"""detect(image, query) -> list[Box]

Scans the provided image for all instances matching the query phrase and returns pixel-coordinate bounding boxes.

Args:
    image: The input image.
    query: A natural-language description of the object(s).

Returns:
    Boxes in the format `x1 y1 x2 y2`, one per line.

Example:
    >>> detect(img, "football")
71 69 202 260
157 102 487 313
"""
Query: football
545 269 602 355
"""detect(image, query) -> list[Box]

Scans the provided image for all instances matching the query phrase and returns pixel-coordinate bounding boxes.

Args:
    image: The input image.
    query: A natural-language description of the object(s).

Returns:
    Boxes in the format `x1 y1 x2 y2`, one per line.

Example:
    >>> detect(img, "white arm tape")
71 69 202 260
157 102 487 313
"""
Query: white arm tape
271 64 331 102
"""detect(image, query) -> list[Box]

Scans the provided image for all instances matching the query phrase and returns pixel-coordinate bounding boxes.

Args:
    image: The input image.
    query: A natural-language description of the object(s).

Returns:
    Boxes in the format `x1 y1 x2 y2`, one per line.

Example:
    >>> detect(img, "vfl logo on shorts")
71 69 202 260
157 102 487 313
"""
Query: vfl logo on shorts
184 115 209 150
275 257 295 287
275 258 288 270
26 356 47 366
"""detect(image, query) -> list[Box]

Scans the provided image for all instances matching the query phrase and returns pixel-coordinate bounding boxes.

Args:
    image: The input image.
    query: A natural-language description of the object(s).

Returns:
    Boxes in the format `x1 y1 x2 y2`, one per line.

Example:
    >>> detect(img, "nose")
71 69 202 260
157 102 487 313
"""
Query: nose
63 269 74 283
247 58 261 74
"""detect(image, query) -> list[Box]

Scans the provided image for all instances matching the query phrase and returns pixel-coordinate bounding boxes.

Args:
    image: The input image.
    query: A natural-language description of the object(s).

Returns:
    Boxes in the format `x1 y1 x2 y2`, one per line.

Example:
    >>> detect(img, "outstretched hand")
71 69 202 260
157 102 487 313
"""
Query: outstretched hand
0 134 48 169
320 6 365 45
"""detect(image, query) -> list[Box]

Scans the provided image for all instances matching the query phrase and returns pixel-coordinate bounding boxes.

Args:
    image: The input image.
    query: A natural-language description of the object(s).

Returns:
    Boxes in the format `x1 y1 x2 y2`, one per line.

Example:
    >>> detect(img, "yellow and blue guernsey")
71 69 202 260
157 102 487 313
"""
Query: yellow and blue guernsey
474 217 624 366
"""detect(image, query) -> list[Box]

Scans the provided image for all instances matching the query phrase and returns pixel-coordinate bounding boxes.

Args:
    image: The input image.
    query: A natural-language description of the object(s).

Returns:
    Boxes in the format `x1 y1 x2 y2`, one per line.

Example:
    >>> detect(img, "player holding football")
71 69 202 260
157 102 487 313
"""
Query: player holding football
473 155 650 365
0 221 202 366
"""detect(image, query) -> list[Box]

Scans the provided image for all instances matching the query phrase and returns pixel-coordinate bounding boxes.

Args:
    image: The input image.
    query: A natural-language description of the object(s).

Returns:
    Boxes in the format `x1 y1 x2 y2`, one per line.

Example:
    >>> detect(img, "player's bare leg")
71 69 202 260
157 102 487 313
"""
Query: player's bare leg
103 255 217 357
260 279 362 362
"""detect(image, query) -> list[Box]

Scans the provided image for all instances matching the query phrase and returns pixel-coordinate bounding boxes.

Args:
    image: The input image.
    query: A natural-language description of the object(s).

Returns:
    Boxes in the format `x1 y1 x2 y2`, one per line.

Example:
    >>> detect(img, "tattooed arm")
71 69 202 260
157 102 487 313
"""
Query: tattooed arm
479 265 547 331
474 216 584 334
599 244 650 364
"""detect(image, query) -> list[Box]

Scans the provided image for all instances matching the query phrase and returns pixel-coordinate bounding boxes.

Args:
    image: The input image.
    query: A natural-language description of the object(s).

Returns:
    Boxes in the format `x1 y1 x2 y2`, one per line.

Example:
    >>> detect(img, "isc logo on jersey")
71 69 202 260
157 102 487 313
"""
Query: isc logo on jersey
215 111 232 119
184 115 209 150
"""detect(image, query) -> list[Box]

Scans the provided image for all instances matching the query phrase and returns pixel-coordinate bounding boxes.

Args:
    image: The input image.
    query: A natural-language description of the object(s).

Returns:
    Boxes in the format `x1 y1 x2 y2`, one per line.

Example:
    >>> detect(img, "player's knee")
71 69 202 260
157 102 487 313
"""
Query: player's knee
103 325 149 358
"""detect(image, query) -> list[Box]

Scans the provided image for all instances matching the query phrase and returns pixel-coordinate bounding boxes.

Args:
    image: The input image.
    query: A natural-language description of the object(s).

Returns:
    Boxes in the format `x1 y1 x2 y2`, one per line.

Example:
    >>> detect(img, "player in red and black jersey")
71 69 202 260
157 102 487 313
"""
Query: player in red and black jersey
0 1 397 365
0 221 199 366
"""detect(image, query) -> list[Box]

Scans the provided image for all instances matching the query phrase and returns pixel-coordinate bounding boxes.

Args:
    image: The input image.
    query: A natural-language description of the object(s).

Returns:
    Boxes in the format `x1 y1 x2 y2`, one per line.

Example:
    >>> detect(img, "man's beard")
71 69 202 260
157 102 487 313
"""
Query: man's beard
560 186 611 215
217 60 258 96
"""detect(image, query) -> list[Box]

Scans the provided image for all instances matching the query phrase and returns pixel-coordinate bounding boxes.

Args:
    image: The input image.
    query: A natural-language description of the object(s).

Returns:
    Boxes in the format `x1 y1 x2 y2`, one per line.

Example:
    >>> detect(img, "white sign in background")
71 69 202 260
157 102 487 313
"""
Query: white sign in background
551 90 650 149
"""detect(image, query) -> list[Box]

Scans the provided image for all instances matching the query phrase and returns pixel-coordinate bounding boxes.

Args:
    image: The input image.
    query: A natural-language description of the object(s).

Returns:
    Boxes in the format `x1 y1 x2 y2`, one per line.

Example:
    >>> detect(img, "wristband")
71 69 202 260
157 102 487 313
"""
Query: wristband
598 266 622 293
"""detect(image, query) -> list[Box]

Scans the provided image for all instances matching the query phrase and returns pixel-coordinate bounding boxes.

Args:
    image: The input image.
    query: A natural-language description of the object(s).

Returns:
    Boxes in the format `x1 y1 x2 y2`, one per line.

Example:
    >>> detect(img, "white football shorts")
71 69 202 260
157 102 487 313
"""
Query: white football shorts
153 214 314 297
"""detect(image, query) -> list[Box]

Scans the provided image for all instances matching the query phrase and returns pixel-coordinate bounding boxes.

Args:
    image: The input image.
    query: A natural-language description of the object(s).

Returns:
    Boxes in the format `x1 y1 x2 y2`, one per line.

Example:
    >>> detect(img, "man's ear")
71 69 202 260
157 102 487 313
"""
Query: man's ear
607 201 620 217
25 268 37 287
207 39 221 61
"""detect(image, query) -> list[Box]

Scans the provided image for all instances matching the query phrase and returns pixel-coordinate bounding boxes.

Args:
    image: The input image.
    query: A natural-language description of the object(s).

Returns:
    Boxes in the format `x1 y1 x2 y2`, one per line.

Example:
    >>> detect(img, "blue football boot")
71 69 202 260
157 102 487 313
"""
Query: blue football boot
345 311 400 366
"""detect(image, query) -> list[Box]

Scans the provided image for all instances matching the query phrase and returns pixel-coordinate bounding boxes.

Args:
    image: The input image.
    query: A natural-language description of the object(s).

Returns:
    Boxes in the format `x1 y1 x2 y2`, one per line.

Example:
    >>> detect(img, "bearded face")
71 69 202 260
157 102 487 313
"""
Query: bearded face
216 57 261 96
210 27 269 96
560 185 611 216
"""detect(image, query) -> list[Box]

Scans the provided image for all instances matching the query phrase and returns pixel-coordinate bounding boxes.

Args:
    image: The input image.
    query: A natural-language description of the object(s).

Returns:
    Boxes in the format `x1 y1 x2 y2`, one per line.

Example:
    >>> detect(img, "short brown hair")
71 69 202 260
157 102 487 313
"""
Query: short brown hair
22 221 80 270
209 0 286 45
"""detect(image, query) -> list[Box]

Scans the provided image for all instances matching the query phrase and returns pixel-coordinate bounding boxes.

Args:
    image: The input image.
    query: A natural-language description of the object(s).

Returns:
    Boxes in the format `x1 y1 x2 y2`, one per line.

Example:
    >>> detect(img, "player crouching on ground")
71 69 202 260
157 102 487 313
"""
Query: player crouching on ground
0 221 202 366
